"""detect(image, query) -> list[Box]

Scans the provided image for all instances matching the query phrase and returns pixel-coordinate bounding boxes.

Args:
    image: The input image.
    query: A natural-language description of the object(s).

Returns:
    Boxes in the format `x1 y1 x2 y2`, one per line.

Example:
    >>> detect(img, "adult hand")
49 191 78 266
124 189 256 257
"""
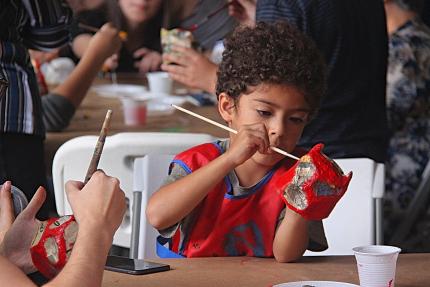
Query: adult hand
161 45 218 94
133 48 162 73
0 182 14 245
228 0 257 27
0 186 46 274
65 171 126 237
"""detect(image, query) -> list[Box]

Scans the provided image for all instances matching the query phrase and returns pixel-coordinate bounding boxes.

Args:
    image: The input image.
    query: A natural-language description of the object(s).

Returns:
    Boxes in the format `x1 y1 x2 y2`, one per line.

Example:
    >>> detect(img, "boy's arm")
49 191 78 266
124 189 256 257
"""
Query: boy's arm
146 152 236 230
147 123 271 230
272 208 309 263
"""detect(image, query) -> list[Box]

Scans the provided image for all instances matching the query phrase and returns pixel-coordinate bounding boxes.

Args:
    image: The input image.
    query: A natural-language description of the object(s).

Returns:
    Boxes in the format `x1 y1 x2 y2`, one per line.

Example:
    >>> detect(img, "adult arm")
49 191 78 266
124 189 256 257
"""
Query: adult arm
42 23 121 132
46 171 126 287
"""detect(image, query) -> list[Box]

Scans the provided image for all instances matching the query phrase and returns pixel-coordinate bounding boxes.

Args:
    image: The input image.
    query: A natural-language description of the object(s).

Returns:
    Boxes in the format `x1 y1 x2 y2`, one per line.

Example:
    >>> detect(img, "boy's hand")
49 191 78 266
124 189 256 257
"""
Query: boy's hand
226 123 270 166
161 45 218 94
228 0 257 27
65 171 126 237
133 48 162 73
0 186 46 274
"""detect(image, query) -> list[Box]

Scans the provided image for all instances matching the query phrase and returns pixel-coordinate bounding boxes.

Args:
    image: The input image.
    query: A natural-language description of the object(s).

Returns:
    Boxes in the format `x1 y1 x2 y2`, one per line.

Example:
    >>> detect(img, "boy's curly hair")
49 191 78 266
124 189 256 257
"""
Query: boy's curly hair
216 21 326 118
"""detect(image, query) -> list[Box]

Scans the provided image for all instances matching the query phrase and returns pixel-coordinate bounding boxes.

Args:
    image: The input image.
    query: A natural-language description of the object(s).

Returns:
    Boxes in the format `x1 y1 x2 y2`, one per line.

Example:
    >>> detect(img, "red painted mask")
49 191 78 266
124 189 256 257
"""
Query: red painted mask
30 215 78 279
275 144 352 220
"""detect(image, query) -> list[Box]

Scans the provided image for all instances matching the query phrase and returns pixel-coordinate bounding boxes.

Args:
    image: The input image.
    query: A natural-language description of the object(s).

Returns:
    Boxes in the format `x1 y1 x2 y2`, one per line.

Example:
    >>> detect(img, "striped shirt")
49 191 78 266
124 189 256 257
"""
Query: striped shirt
0 0 72 136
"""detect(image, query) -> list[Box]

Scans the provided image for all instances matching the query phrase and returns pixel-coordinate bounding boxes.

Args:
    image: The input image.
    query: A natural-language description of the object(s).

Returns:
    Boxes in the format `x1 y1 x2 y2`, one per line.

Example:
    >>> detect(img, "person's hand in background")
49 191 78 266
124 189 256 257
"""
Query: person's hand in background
162 45 218 94
134 48 162 73
85 23 122 69
228 0 257 27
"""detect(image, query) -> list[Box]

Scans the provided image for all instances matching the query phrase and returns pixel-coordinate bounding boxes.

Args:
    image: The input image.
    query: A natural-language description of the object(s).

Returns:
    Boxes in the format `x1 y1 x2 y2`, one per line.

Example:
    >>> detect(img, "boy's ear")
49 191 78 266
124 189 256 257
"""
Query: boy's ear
218 92 235 123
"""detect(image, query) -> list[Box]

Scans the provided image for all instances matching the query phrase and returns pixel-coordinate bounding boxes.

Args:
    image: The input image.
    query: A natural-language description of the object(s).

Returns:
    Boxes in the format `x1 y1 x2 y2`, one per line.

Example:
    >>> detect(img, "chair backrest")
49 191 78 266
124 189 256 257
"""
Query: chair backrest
305 158 385 256
52 132 215 248
132 155 175 259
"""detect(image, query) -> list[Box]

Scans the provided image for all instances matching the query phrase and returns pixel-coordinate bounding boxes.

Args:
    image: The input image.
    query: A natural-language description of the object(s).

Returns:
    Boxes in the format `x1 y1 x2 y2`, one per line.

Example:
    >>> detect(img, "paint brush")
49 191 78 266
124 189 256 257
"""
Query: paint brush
171 104 300 161
84 109 113 184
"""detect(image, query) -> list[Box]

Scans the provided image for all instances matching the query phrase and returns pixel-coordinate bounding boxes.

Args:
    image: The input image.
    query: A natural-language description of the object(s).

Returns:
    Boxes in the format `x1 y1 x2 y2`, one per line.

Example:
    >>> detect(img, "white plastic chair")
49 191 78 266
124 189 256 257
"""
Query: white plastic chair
52 132 215 249
130 155 175 259
132 156 385 258
305 158 385 256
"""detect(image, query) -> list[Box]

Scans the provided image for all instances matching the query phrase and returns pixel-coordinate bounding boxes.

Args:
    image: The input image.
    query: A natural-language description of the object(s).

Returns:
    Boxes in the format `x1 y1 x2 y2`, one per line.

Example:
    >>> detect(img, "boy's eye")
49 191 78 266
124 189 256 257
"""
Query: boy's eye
289 117 306 124
257 110 272 117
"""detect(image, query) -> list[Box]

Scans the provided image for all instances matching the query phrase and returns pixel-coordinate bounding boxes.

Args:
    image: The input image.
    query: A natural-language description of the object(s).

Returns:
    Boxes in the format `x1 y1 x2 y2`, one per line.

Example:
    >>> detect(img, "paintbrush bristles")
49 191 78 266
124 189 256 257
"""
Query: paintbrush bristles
84 109 113 184
171 104 299 161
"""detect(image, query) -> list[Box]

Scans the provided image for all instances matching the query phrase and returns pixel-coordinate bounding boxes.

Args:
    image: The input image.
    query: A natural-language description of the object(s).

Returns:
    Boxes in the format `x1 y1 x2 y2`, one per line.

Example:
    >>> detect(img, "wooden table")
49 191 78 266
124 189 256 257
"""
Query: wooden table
102 254 429 287
45 77 226 173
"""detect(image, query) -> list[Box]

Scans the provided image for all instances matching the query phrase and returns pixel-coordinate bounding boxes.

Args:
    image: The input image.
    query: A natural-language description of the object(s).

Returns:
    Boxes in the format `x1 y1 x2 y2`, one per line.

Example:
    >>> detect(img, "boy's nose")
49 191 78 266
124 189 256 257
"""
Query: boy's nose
269 123 285 144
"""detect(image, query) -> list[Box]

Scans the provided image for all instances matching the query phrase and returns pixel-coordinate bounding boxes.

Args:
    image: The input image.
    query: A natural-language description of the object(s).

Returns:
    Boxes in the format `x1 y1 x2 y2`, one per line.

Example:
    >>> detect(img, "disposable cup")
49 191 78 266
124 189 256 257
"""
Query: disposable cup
353 245 401 287
121 97 148 126
146 72 173 94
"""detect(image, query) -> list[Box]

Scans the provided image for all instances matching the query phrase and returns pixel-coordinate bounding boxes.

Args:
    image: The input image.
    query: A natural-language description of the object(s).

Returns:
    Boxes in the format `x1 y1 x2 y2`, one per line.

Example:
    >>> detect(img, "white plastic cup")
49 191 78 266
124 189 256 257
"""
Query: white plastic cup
121 97 148 126
146 72 173 94
353 245 401 287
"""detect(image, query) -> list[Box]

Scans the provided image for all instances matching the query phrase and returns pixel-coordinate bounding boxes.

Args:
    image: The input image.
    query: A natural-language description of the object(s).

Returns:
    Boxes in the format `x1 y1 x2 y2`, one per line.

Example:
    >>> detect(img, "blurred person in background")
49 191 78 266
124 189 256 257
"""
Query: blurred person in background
383 0 430 251
0 0 73 220
41 23 122 132
72 0 164 73
161 0 237 94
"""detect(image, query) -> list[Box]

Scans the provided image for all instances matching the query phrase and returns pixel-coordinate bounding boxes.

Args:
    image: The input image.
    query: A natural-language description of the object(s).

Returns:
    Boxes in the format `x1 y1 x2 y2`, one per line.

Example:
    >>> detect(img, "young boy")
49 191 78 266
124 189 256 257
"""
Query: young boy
146 21 328 262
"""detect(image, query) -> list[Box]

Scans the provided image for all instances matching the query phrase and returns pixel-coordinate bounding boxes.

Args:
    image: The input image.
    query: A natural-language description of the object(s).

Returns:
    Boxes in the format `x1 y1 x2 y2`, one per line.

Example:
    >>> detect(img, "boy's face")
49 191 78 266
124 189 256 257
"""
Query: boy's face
220 84 310 166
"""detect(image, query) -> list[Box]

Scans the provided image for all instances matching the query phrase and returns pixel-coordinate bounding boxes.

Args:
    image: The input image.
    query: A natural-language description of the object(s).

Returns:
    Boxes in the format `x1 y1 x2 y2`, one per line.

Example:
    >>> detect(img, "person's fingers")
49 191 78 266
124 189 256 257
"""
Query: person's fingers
150 57 160 71
0 181 15 223
134 48 150 58
19 187 46 219
170 45 194 55
66 180 85 191
163 52 190 67
136 58 152 73
161 64 186 77
167 72 189 87
99 22 118 37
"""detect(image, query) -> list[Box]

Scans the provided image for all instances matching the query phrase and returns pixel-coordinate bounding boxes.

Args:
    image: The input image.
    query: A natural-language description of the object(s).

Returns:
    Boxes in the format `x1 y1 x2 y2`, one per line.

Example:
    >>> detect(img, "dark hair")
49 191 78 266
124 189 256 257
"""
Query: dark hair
393 0 424 13
216 21 326 118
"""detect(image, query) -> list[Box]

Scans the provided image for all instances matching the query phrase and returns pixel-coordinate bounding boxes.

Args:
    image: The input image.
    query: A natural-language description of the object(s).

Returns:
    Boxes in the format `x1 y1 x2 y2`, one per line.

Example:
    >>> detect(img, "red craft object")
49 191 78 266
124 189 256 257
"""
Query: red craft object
30 215 78 279
275 144 352 220
31 59 49 95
